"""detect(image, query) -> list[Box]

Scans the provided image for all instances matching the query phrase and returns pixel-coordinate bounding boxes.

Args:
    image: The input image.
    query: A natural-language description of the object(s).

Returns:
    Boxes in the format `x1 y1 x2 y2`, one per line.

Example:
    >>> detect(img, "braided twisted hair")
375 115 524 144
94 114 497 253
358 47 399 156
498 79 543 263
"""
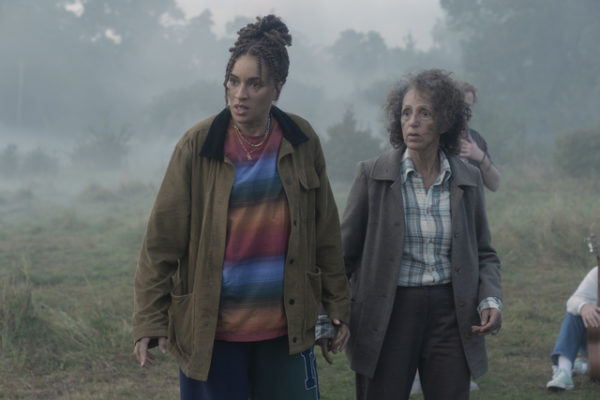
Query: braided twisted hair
224 15 292 103
385 69 470 156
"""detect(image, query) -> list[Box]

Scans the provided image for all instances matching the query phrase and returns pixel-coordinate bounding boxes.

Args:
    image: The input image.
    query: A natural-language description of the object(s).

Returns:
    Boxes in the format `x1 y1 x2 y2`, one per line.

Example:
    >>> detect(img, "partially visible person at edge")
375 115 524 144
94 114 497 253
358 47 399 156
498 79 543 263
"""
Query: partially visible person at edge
546 266 599 391
132 15 350 400
338 69 502 400
457 81 500 192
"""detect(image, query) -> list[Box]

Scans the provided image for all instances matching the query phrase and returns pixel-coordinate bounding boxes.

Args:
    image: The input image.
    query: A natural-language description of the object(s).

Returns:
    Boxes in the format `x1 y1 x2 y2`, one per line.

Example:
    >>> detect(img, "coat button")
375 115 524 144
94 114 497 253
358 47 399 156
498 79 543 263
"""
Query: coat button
459 300 465 307
455 266 461 272
289 259 294 264
292 337 297 343
285 178 292 185
289 298 295 305
293 219 297 226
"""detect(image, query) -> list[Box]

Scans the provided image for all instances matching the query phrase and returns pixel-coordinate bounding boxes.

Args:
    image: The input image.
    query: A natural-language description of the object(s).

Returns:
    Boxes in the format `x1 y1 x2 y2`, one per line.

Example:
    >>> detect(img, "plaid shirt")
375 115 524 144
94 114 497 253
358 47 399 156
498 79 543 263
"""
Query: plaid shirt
398 150 452 286
399 151 501 313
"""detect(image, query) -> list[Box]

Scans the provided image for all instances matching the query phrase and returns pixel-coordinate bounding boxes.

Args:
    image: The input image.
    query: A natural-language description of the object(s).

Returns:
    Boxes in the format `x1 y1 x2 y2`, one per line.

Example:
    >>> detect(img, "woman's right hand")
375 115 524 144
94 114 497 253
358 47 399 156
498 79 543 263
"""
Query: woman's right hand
134 336 167 367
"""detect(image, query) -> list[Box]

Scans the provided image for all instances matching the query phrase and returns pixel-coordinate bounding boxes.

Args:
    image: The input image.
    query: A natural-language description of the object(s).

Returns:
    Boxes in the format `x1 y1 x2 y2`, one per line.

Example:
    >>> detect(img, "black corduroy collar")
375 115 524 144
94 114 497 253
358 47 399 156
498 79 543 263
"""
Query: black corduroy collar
199 105 309 160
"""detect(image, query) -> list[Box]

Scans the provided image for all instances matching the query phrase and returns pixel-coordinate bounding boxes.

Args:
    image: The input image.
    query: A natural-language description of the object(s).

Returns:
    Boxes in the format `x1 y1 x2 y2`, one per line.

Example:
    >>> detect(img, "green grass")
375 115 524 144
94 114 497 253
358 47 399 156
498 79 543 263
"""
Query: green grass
1 170 600 399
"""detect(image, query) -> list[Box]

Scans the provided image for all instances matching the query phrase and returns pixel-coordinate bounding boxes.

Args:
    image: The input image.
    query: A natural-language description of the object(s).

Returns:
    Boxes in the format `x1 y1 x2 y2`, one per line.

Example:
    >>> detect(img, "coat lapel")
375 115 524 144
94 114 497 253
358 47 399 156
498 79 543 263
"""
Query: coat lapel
448 157 480 237
371 149 405 204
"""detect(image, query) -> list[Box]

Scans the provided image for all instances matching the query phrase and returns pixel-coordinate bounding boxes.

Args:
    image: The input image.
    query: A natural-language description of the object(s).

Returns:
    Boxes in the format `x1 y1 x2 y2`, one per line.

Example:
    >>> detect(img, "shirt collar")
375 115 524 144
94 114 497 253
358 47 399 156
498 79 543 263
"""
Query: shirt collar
401 150 452 185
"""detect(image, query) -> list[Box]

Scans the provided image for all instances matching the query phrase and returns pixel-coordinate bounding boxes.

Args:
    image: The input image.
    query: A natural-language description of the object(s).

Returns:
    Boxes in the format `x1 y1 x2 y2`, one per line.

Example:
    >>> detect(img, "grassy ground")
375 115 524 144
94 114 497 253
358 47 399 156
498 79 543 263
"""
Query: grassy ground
1 167 600 399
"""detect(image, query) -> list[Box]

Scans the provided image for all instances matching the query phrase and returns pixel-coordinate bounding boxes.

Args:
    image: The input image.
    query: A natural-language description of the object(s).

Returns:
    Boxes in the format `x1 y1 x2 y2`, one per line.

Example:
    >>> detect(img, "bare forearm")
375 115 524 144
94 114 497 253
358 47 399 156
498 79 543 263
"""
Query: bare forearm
479 155 500 191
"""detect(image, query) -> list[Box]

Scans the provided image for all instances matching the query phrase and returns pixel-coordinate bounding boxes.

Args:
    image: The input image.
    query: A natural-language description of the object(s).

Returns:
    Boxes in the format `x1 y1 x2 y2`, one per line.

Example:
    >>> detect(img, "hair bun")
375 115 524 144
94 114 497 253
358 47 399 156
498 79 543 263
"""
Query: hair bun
225 14 292 90
236 14 292 48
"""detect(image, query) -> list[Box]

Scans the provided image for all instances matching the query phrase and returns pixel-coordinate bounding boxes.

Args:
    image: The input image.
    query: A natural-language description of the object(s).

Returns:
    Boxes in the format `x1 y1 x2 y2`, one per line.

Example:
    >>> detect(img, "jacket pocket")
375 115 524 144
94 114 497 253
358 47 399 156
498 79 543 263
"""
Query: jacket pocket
298 167 320 221
168 292 194 356
299 167 321 190
304 268 322 330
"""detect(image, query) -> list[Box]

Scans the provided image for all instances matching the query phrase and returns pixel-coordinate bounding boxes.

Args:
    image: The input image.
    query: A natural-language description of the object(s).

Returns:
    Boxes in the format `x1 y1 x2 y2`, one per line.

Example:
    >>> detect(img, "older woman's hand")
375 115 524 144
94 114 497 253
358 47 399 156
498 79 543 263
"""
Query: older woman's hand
317 319 350 364
471 308 502 336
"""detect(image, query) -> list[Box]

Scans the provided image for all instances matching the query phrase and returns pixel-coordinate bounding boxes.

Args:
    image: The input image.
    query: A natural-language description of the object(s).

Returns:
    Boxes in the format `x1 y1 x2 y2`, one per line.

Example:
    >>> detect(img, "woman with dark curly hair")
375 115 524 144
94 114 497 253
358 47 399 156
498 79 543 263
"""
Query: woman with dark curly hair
342 69 502 399
132 15 350 400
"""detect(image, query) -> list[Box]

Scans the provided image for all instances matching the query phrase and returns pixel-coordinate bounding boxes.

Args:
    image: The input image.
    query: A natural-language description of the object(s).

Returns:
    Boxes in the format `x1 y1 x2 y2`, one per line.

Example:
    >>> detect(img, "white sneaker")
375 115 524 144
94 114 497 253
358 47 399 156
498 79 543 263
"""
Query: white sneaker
573 358 588 375
546 367 574 391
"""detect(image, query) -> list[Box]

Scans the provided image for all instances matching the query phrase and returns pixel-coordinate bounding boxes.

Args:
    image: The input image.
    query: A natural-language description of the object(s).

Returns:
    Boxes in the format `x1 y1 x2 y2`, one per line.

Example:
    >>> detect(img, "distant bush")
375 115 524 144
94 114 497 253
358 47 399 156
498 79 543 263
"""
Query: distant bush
323 109 384 184
0 144 19 176
75 181 157 219
553 123 600 177
21 147 60 176
71 123 132 170
77 183 120 203
0 144 60 178
77 181 155 204
142 80 223 136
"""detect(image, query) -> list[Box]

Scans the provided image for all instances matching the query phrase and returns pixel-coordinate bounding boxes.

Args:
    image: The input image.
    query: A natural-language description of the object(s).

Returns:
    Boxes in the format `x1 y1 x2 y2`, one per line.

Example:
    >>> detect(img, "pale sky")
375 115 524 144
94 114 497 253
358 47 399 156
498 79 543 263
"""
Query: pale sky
175 0 444 50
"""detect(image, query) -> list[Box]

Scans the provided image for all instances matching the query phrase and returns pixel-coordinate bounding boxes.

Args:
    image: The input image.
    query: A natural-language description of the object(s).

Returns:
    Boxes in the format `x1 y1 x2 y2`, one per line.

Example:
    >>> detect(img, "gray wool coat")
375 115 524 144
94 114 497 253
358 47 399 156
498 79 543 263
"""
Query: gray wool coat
342 148 502 380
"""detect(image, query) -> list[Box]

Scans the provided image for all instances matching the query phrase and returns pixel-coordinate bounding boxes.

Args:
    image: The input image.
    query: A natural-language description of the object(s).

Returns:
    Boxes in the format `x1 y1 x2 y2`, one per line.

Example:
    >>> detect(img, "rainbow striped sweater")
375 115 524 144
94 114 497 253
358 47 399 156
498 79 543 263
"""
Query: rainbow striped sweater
215 120 290 342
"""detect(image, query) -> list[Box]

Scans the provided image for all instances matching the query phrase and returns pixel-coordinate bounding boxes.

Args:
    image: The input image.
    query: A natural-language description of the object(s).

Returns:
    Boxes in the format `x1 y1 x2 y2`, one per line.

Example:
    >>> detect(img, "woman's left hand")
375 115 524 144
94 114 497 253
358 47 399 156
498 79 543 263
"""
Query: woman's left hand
471 308 502 336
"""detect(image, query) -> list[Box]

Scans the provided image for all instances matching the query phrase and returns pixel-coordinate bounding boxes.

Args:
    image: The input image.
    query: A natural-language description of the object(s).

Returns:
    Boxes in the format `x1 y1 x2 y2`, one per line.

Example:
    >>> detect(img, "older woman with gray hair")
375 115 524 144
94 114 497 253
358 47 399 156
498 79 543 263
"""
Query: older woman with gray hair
342 69 502 400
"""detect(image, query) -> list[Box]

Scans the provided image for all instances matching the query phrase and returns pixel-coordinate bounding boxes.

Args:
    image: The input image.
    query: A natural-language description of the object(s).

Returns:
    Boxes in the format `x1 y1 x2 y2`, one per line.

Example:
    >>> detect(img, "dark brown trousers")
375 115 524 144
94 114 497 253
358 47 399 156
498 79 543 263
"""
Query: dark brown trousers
356 284 471 400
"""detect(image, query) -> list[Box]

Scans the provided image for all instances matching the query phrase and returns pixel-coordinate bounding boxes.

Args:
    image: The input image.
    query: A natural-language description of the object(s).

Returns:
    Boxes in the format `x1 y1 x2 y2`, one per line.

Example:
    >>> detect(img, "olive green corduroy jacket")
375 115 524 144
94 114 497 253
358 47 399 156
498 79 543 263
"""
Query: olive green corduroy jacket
133 106 350 381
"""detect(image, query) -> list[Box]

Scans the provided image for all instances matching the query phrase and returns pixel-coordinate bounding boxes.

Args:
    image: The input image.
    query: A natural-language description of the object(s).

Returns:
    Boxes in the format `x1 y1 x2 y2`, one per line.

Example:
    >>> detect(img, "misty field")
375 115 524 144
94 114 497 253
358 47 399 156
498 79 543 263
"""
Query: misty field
1 165 600 399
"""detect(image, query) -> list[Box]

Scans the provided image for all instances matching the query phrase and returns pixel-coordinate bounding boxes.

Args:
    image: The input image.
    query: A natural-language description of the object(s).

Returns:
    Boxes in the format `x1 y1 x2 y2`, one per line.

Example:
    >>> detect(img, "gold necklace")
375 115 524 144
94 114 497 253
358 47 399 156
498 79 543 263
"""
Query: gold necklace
233 128 260 160
234 114 272 148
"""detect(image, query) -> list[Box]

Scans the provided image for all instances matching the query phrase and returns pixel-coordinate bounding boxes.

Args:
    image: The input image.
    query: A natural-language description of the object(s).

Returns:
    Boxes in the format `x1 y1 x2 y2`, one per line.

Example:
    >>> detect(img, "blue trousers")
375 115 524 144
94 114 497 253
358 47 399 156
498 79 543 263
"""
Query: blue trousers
179 336 320 400
550 312 587 365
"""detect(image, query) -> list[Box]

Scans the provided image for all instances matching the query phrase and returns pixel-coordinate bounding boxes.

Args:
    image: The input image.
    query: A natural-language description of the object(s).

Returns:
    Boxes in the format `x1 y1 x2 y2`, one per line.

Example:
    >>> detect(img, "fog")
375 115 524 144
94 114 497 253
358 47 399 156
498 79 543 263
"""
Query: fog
1 0 599 202
175 0 444 50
